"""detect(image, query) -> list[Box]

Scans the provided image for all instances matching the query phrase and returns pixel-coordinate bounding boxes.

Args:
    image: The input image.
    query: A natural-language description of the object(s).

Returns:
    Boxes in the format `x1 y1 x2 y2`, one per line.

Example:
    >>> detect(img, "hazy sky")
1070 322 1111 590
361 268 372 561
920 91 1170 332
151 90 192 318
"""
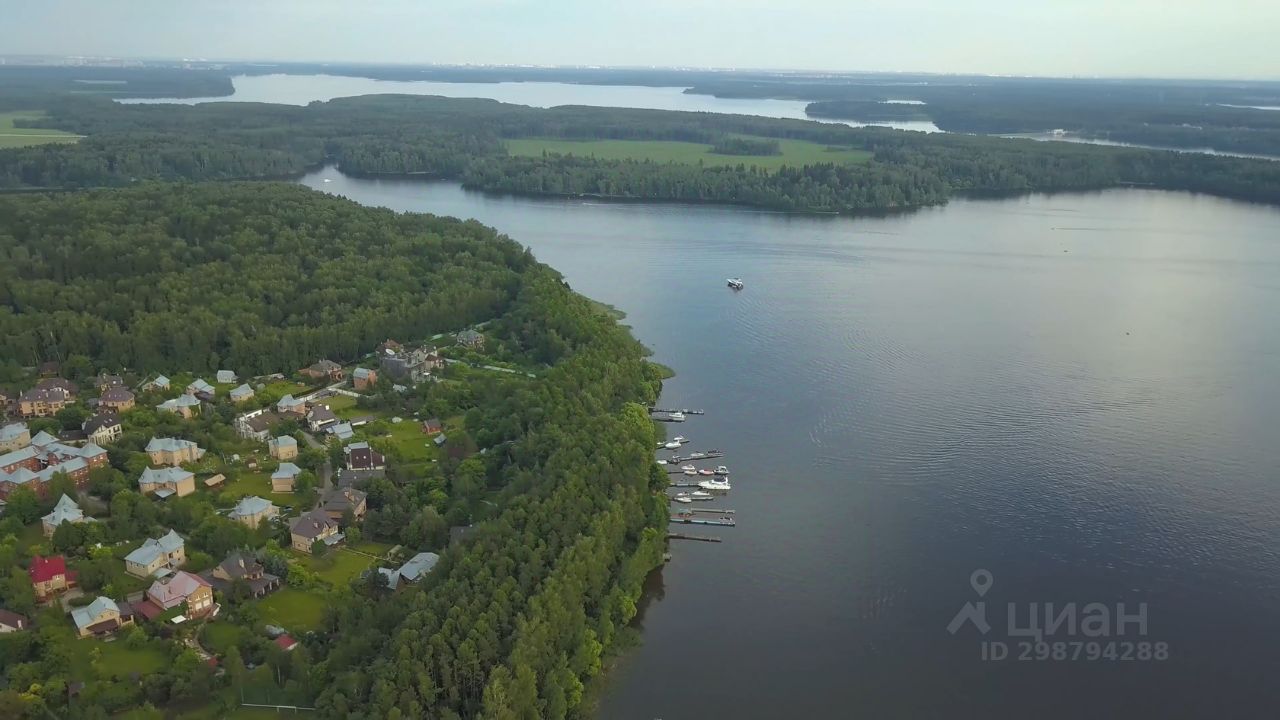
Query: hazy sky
3 0 1277 80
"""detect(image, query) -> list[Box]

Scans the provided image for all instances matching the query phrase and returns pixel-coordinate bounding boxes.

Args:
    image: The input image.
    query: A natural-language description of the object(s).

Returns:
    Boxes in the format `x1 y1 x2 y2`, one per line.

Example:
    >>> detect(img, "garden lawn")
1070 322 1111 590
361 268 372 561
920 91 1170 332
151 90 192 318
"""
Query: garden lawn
256 588 326 632
296 548 378 586
79 638 169 679
219 471 299 508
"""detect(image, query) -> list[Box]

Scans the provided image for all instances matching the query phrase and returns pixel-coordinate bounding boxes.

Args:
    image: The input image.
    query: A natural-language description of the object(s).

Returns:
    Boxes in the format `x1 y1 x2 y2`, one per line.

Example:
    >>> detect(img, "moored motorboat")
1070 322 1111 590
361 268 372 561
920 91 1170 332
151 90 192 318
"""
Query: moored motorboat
664 441 681 449
690 490 714 500
672 495 693 504
688 451 707 459
698 477 731 491
684 469 698 476
680 464 696 472
668 411 686 422
698 468 715 476
715 465 730 475
673 436 688 444
727 277 744 290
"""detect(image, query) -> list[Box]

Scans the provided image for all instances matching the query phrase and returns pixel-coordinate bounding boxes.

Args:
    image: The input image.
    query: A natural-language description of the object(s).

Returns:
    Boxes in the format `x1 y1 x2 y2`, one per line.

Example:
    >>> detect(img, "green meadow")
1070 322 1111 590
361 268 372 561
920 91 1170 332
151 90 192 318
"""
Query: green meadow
506 136 872 171
0 111 82 148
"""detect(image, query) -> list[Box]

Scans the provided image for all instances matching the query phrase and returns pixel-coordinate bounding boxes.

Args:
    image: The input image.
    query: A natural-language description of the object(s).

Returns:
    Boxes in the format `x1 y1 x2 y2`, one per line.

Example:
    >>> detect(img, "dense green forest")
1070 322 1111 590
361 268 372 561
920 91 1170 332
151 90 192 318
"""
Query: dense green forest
0 183 668 718
1 93 1279 212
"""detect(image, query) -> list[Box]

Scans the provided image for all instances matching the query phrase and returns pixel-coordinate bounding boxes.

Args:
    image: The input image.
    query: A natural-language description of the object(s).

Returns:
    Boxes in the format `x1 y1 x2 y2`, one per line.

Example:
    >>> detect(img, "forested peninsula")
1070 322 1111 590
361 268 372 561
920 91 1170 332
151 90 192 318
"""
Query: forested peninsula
2 94 1280 213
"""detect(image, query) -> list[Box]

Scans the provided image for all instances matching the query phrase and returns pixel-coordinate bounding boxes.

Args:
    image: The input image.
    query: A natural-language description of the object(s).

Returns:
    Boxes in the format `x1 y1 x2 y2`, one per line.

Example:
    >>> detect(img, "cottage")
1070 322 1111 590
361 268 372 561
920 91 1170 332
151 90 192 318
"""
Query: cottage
377 551 440 591
29 555 75 601
18 385 73 418
456 329 485 349
377 339 403 355
0 436 107 500
335 467 385 488
343 442 385 471
186 379 215 397
146 437 204 466
306 405 339 432
276 395 306 415
216 370 237 384
138 467 196 498
82 411 123 445
352 367 378 391
71 597 133 638
0 423 31 453
143 375 171 391
145 571 214 617
421 418 443 436
271 463 302 493
42 494 88 537
327 422 354 442
379 347 444 383
321 487 367 521
268 435 298 461
124 530 186 578
98 387 135 412
228 495 278 528
201 552 280 597
0 609 29 633
95 374 124 392
274 634 299 652
301 359 345 382
229 384 254 403
236 410 280 441
290 510 342 552
156 394 201 418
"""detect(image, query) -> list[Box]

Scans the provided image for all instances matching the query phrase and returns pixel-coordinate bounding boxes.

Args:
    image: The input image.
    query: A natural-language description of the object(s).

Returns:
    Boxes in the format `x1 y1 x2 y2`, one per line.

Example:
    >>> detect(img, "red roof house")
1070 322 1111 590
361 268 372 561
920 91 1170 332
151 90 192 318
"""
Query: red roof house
29 555 75 601
274 634 298 652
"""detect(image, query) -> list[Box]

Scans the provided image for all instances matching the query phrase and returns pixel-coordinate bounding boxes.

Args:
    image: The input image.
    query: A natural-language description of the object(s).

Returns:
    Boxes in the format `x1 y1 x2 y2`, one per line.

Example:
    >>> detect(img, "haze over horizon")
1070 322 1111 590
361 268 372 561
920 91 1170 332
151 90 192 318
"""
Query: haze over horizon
3 0 1278 82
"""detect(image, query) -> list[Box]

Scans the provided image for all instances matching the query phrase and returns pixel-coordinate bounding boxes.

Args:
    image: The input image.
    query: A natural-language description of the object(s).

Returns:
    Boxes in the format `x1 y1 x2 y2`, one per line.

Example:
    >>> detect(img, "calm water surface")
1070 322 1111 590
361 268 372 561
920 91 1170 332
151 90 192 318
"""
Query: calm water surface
300 167 1280 719
115 73 943 132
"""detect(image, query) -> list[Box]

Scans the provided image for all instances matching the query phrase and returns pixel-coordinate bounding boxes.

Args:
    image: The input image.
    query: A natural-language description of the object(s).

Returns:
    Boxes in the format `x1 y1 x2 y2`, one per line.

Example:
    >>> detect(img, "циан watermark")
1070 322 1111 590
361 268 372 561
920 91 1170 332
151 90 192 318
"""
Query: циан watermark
948 569 1169 662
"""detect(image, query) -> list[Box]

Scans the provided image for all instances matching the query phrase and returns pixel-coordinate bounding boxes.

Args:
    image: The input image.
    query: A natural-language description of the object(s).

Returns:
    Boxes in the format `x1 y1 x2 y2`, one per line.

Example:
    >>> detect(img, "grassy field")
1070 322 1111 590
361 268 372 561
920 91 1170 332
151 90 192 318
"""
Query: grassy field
376 419 437 462
506 136 872 171
220 471 299 509
71 638 169 680
0 111 82 148
256 588 326 632
295 548 378 586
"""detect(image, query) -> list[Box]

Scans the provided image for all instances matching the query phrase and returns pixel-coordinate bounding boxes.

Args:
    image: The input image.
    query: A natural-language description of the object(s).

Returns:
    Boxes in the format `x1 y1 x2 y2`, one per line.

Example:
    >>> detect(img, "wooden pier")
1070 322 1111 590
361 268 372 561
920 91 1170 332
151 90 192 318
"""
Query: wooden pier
688 508 734 515
668 533 722 543
669 481 704 488
649 408 706 415
670 516 736 527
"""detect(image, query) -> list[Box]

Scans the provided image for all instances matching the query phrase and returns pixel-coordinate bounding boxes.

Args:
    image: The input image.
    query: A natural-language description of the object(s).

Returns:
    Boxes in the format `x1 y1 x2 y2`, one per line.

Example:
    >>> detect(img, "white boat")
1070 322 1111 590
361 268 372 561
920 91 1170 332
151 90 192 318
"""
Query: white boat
673 436 688 444
690 490 714 500
655 460 667 465
684 469 698 476
668 412 686 422
727 277 744 290
715 465 730 475
698 468 715 476
680 465 696 472
672 495 693 504
689 451 707 459
664 441 681 449
698 478 732 491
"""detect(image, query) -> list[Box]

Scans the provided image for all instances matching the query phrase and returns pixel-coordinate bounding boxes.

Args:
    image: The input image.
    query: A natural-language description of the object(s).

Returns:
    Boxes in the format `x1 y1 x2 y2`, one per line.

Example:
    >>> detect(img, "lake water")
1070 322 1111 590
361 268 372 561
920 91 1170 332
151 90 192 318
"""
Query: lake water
114 73 943 132
299 166 1280 719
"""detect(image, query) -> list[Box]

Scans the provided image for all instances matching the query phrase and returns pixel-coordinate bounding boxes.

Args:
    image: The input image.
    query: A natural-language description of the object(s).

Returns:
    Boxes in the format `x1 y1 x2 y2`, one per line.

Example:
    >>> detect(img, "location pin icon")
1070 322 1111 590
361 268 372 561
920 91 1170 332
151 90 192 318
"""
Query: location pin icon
970 569 993 597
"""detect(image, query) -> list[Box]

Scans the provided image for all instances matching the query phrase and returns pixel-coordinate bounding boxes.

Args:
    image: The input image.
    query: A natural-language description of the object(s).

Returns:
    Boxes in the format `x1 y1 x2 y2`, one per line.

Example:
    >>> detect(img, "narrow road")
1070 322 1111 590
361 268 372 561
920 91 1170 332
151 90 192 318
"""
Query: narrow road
300 431 334 490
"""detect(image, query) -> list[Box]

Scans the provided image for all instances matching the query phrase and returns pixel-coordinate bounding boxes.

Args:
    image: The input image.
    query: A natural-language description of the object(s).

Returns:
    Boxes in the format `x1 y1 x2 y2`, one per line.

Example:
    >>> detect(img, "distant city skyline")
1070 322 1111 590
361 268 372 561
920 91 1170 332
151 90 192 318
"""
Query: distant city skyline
2 0 1277 81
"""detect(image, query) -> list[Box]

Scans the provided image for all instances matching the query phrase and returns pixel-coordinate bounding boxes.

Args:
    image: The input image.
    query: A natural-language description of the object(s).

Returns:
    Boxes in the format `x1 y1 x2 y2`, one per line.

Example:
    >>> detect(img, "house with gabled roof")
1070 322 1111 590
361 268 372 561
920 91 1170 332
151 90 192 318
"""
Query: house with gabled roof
146 437 204 466
376 551 441 591
276 395 305 415
306 405 339 432
82 411 123 445
0 423 31 453
301 359 344 382
201 552 280 597
321 487 367 521
327 422 354 442
29 555 75 601
352 367 377 391
156 394 201 419
228 495 278 528
143 375 171 391
143 571 214 617
271 463 302 493
0 608 29 633
186 379 215 397
71 596 133 638
98 387 135 412
229 384 254 403
343 442 385 471
216 370 237 384
0 436 107 500
138 467 196 499
42 494 88 537
290 510 341 552
268 435 298 461
124 530 186 578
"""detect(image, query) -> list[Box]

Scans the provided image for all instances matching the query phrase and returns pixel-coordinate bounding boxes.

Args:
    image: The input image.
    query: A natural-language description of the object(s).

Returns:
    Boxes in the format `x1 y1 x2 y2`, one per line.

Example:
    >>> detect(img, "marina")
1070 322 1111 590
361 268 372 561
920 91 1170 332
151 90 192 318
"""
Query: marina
667 533 722 543
670 515 736 527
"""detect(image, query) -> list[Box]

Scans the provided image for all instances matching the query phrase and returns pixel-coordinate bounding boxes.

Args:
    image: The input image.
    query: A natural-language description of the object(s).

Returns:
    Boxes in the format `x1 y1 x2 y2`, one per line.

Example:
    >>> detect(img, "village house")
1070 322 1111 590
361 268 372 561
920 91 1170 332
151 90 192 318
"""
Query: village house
290 509 342 552
0 436 108 500
0 609 29 633
376 339 403 355
271 463 302 493
142 571 214 618
336 467 385 488
301 359 345 382
18 385 73 418
201 552 280 598
42 494 88 537
344 442 385 471
352 367 378 391
156 394 201 418
376 551 440 591
228 495 278 528
186 379 215 398
94 373 124 392
71 597 134 638
142 375 170 392
306 405 339 432
0 423 30 453
268 435 298 461
379 347 444 384
229 384 255 403
146 437 204 466
216 370 237 384
276 395 306 415
124 529 186 578
236 409 280 441
29 555 75 602
456 329 485 350
421 417 443 436
137 466 196 498
98 387 135 412
82 411 123 445
327 422 354 442
321 486 368 521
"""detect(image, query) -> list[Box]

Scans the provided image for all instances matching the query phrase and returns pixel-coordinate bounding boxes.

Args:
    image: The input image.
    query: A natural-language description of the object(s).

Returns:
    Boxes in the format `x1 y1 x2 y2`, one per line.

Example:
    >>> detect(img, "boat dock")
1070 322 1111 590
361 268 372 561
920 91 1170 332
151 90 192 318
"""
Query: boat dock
668 533 721 543
688 507 734 514
650 408 706 415
670 516 736 527
668 481 704 488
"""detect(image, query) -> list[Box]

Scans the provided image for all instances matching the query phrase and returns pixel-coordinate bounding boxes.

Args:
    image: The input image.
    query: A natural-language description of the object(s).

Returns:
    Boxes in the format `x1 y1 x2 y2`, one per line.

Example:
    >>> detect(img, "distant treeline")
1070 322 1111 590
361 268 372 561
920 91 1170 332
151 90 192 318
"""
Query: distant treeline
2 92 1280 211
710 136 781 155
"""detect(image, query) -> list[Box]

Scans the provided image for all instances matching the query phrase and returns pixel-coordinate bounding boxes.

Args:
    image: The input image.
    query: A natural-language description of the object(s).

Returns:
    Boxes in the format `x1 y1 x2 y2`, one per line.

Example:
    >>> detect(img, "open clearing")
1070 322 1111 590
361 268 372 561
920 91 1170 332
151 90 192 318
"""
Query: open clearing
505 136 872 171
0 111 83 148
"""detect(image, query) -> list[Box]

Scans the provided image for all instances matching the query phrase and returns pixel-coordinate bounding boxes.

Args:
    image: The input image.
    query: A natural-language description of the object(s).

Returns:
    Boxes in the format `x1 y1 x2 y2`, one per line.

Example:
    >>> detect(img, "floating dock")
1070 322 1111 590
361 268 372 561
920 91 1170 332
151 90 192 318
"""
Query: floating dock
650 408 706 415
688 508 734 515
668 533 722 543
670 516 736 527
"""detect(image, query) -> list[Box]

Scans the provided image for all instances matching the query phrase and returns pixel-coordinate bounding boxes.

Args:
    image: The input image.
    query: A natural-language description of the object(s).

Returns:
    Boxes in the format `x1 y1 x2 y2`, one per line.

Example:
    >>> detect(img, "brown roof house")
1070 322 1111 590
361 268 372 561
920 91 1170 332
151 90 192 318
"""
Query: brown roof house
146 437 204 466
0 609 29 633
306 405 339 432
18 382 74 418
82 411 123 445
71 596 134 638
321 486 367 521
202 552 280 598
343 442 385 471
290 509 342 552
98 387 135 412
301 360 345 382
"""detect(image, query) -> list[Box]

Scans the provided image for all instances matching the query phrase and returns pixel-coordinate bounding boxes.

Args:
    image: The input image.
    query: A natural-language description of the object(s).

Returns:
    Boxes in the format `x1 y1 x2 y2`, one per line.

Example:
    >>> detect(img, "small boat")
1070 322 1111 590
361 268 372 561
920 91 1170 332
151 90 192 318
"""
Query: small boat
673 436 688 444
727 277 744 290
688 452 707 459
668 412 686 422
690 490 714 499
715 465 730 475
699 478 731 491
698 468 715 476
684 469 698 476
672 495 693 504
664 441 681 449
680 465 696 472
655 460 667 465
